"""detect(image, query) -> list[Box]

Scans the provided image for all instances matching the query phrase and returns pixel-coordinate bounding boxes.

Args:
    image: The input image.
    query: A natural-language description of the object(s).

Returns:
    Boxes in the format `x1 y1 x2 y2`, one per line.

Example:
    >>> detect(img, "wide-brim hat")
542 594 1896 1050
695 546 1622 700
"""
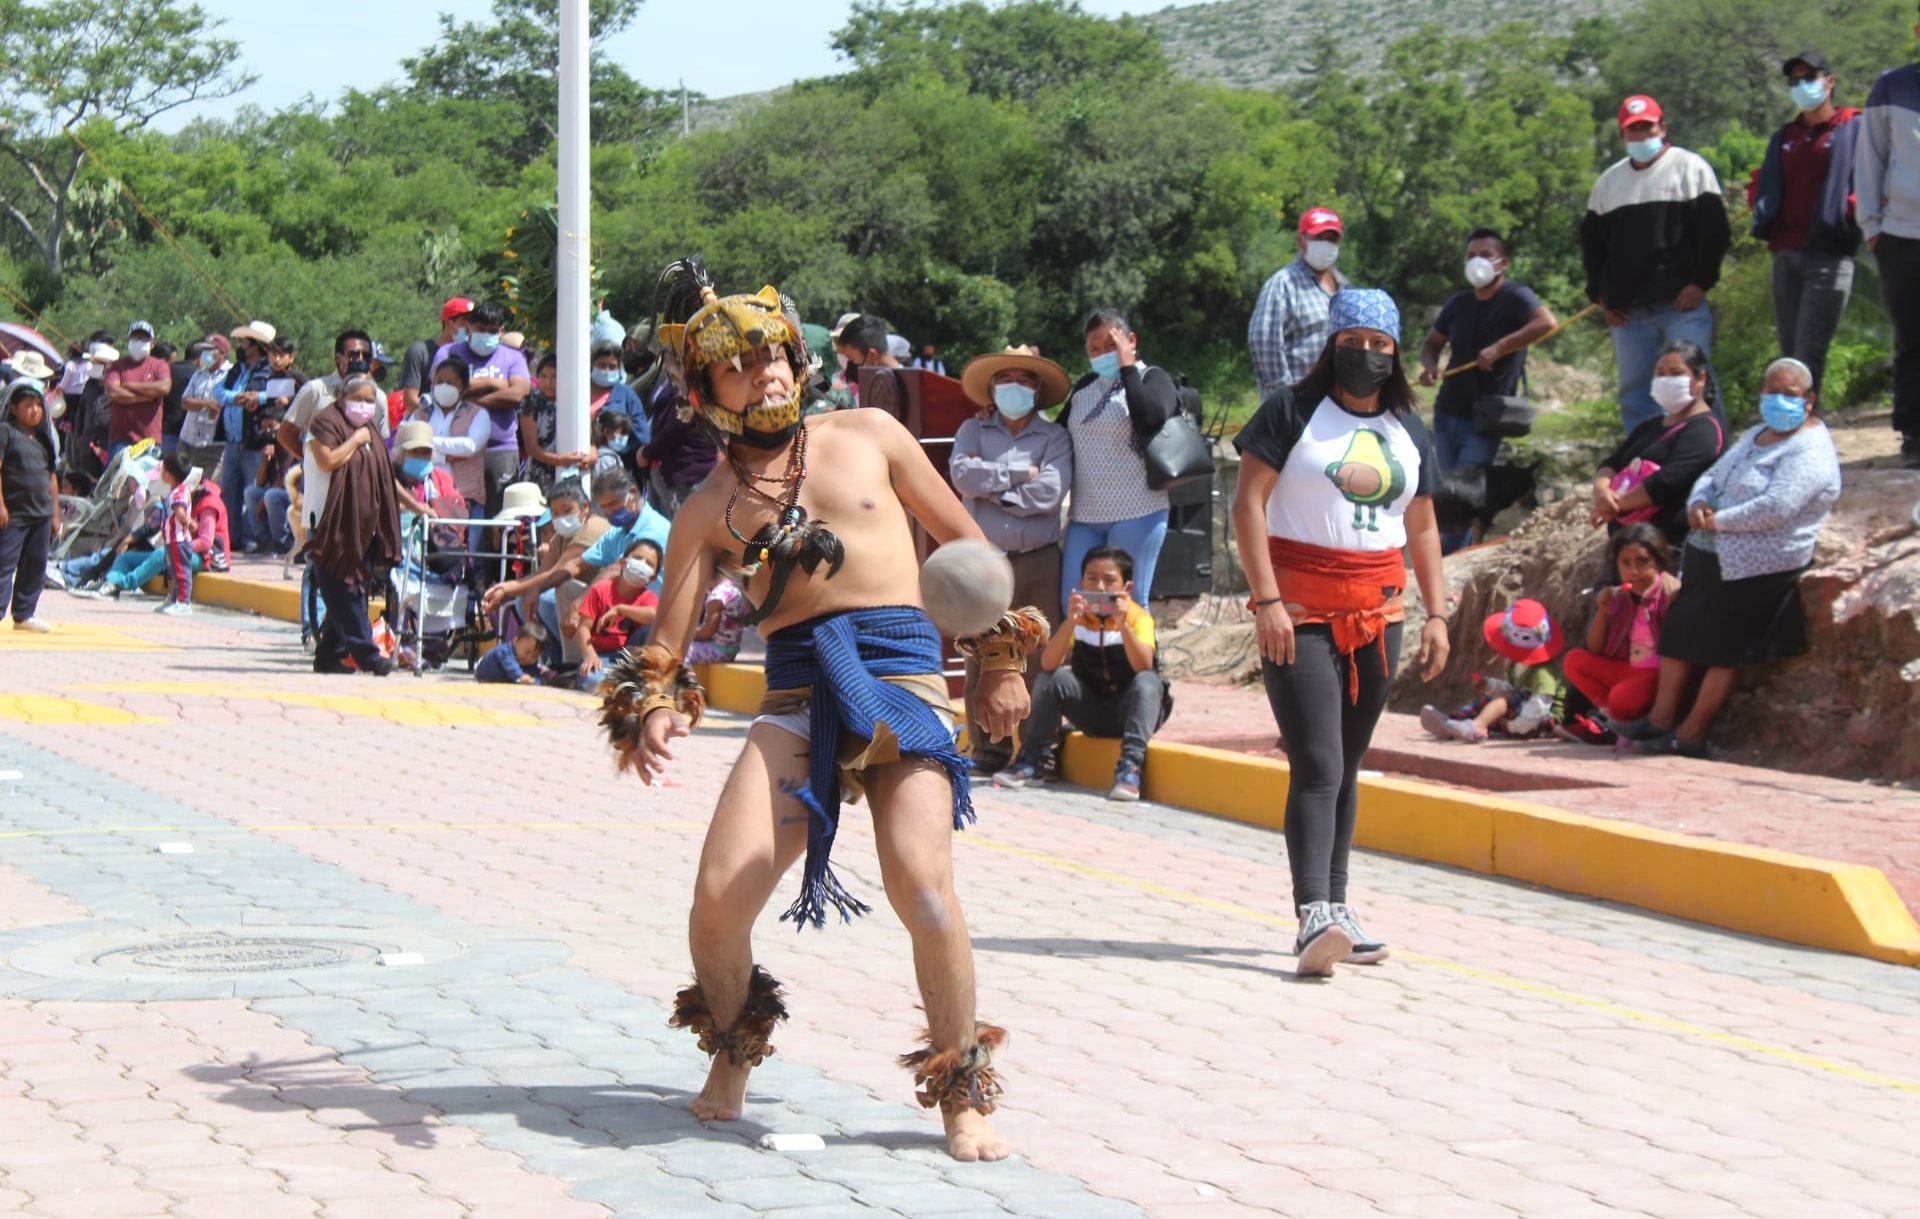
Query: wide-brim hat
231 320 277 345
960 346 1071 410
492 480 549 524
6 351 56 380
395 420 434 453
87 343 121 364
1483 599 1563 665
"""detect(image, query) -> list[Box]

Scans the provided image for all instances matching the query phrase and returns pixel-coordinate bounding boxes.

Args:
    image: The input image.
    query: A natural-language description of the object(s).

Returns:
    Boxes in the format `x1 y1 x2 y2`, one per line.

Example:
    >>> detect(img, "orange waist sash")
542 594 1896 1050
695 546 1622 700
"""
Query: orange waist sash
1261 536 1407 700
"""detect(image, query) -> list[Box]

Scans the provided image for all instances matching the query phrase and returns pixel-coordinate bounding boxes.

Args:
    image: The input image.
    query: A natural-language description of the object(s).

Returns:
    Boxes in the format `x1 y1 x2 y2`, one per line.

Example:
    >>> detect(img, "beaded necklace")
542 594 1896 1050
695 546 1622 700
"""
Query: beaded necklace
723 421 808 570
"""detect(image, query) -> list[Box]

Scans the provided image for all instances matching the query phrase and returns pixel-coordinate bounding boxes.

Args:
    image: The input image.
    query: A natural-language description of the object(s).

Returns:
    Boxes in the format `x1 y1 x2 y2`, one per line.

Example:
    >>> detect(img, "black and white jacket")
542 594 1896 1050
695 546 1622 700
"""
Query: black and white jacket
1579 146 1731 312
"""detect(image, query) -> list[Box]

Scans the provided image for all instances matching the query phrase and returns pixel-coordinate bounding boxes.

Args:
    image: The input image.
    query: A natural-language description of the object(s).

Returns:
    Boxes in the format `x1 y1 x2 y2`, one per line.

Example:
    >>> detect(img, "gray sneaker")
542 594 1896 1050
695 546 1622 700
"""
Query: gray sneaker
1331 903 1390 964
1293 901 1354 977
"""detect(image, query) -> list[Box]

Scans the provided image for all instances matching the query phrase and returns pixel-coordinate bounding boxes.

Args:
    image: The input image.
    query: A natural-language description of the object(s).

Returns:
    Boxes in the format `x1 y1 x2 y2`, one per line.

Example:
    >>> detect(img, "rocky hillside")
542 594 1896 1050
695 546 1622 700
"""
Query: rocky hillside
1140 0 1634 92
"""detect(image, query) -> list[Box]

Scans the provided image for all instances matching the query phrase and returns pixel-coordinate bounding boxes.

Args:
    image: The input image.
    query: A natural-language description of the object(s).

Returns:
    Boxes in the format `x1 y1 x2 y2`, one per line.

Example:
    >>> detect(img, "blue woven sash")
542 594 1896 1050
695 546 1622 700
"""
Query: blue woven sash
762 606 973 929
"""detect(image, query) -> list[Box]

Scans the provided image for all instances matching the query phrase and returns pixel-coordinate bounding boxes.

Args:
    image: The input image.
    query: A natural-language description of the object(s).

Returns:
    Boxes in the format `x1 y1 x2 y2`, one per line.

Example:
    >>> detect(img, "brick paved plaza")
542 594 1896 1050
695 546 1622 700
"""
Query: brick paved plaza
3 600 1919 1219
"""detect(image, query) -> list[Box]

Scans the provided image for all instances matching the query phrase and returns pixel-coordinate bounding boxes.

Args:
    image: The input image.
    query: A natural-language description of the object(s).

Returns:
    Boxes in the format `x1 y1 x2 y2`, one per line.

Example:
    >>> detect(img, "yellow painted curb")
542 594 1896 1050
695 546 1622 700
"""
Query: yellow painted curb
194 571 379 623
1058 734 1920 969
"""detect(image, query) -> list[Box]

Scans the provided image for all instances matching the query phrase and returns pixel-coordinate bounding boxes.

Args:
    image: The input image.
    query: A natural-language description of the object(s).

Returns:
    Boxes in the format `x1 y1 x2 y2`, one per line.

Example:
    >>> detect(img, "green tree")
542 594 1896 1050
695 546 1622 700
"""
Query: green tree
0 0 252 290
401 0 673 165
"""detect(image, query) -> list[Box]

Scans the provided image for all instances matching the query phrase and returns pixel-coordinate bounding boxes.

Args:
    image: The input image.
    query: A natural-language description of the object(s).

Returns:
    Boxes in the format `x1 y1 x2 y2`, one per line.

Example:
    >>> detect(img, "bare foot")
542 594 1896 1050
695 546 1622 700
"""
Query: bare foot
943 1107 1010 1162
690 1056 750 1121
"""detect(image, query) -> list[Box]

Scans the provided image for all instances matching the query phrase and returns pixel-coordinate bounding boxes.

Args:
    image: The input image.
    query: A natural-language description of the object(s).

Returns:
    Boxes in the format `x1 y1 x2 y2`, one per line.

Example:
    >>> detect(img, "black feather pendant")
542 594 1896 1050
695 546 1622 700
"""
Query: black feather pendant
739 506 846 626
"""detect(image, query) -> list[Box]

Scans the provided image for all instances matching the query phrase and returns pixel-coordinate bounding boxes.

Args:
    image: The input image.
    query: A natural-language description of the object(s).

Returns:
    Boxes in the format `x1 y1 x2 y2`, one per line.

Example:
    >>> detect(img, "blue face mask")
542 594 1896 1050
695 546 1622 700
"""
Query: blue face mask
1090 352 1122 381
606 501 639 529
468 332 501 356
993 382 1037 419
453 327 469 345
1625 136 1664 163
592 368 620 388
1758 393 1808 433
402 456 433 482
608 433 633 453
1790 78 1828 112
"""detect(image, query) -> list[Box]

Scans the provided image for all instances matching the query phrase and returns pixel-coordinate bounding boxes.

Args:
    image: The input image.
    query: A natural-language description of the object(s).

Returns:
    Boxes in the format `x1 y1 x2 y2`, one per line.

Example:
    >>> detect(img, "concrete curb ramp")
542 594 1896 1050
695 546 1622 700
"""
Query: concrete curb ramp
179 574 1920 969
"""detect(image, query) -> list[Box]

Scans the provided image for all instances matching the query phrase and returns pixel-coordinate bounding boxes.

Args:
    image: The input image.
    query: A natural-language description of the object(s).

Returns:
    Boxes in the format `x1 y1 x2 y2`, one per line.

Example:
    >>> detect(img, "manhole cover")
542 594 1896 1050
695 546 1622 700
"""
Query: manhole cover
93 934 380 975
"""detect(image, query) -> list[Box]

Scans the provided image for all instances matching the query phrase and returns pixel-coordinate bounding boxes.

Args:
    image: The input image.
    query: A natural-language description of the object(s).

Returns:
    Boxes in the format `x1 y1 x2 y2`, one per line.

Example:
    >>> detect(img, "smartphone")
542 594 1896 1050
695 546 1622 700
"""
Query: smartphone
1080 590 1121 616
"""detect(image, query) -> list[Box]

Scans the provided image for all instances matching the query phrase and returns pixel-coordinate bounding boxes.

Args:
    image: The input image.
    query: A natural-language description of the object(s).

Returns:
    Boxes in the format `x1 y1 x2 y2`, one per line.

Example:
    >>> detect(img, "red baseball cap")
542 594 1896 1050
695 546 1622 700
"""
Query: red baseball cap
441 296 475 322
1617 95 1663 130
1298 207 1343 237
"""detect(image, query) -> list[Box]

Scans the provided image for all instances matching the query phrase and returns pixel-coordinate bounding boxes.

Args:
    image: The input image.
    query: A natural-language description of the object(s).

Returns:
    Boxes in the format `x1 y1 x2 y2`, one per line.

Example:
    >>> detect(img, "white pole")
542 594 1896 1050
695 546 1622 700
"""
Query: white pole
556 0 591 464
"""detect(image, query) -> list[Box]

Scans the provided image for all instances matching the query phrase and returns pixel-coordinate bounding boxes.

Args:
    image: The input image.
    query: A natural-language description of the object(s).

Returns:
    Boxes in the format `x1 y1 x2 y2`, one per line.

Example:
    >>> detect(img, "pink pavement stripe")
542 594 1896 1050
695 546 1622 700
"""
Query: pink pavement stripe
14 713 1920 1217
0 998 609 1219
0 860 92 932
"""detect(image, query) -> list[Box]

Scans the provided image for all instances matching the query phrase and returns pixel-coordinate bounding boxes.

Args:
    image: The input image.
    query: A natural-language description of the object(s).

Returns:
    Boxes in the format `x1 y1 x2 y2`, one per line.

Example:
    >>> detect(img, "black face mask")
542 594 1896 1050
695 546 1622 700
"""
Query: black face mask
1333 345 1395 401
733 423 800 450
346 358 370 376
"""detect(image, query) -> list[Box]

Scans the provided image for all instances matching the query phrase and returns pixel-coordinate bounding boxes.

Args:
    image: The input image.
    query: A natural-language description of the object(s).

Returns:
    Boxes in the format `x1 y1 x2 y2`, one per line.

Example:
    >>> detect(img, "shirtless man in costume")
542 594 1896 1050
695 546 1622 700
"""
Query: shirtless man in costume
600 258 1049 1162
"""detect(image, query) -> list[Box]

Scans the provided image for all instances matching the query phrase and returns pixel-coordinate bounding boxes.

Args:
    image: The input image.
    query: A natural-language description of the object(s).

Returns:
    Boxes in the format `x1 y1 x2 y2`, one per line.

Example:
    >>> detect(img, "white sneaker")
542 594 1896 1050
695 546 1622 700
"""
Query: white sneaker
157 601 194 617
11 617 51 633
1294 902 1354 977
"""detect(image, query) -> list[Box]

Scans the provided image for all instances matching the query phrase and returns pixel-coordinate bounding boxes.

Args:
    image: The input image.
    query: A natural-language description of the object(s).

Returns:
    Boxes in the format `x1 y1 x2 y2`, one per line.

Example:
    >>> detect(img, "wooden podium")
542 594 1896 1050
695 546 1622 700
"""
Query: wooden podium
857 366 977 695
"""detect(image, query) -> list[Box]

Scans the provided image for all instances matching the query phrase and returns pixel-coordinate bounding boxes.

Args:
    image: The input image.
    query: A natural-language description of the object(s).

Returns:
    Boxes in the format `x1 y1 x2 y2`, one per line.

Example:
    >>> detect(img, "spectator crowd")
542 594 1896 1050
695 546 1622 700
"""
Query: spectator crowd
4 40 1908 846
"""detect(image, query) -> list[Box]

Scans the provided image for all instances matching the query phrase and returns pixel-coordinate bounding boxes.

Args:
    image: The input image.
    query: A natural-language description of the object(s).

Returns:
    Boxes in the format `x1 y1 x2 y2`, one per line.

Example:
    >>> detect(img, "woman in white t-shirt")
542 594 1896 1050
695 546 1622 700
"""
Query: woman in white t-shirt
1230 288 1451 977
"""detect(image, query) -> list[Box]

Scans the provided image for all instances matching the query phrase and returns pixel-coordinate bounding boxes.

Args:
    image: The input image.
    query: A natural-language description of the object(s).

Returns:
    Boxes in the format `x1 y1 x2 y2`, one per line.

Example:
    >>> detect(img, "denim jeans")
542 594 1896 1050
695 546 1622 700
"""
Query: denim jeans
107 546 202 594
1430 412 1502 554
1015 664 1168 771
1061 510 1169 618
1770 250 1855 391
220 442 265 551
1609 302 1716 432
244 482 294 552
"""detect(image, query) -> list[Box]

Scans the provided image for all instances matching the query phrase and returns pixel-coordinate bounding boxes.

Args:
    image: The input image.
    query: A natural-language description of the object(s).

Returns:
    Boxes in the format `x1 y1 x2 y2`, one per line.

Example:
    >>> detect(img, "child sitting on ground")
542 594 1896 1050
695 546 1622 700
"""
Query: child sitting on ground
476 619 552 685
994 545 1171 802
571 536 661 690
1558 524 1681 745
1421 598 1566 743
684 569 749 666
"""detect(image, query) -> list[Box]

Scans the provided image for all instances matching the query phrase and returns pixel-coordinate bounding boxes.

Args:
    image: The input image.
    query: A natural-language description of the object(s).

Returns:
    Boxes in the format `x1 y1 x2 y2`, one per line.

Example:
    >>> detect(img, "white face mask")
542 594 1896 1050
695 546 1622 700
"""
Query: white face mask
1464 256 1501 289
1650 374 1695 414
431 382 462 408
623 558 656 586
550 512 583 537
127 339 152 361
1304 239 1340 271
82 360 102 380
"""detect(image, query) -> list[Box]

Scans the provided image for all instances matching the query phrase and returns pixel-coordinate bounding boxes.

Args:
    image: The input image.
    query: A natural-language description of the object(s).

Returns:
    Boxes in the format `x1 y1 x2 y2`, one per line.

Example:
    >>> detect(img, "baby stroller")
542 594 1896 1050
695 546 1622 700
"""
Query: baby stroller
47 440 166 590
53 438 162 563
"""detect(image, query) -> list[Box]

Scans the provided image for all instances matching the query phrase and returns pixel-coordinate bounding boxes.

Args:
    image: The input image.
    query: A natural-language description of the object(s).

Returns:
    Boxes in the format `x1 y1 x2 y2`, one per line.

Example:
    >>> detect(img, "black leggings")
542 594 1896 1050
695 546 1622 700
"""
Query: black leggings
1262 622 1401 908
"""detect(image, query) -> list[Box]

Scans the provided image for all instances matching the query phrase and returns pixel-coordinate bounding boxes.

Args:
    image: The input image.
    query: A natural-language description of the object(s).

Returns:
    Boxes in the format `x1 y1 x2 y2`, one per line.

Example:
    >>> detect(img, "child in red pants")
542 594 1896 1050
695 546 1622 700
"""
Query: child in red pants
1561 524 1679 742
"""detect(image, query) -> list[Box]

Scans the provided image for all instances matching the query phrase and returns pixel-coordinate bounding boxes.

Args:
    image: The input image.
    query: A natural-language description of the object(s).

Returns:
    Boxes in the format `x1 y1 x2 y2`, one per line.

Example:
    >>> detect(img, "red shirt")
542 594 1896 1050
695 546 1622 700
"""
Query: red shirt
576 578 658 654
1771 112 1851 252
104 355 172 444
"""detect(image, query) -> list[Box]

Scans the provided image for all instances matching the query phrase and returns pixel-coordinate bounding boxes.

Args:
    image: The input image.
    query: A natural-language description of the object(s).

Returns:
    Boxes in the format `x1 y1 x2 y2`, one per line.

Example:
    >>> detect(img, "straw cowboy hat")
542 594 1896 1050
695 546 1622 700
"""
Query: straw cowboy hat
231 320 277 346
5 351 56 380
395 420 434 452
959 345 1071 410
492 481 549 524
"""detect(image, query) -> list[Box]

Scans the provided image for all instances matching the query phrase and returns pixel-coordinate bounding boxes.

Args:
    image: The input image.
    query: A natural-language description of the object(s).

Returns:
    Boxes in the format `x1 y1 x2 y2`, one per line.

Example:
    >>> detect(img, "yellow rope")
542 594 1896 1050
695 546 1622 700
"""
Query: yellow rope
0 280 75 349
0 59 248 325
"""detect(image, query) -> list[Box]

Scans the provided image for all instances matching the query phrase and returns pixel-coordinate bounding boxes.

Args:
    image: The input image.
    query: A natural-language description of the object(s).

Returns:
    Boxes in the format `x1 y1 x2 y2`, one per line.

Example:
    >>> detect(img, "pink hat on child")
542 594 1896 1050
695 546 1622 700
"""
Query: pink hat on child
1483 599 1564 665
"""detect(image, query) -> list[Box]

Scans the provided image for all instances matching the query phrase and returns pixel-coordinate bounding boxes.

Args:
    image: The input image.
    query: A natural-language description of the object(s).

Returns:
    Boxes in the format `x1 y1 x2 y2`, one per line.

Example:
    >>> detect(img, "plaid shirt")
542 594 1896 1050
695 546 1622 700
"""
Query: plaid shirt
1247 258 1347 398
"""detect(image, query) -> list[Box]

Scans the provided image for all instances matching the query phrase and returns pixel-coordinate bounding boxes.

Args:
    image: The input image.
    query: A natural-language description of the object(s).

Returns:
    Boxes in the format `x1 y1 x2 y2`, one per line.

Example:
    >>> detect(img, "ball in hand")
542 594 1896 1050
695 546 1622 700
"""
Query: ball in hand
920 539 1014 637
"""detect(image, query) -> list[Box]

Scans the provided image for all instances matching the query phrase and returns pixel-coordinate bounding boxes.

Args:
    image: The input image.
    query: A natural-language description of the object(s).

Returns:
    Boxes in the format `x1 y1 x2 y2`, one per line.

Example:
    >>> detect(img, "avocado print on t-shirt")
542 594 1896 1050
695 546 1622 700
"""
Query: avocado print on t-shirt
1323 428 1406 531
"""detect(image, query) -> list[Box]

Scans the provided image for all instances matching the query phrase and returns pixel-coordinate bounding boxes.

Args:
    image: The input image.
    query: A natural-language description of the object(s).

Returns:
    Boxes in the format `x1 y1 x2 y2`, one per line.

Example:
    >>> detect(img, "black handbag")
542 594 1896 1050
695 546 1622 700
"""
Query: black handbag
1144 411 1215 490
1472 371 1537 439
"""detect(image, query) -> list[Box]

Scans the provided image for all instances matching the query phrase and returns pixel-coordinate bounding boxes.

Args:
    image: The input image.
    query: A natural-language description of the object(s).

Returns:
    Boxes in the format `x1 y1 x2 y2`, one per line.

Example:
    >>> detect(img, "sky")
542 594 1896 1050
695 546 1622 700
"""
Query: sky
163 0 1174 128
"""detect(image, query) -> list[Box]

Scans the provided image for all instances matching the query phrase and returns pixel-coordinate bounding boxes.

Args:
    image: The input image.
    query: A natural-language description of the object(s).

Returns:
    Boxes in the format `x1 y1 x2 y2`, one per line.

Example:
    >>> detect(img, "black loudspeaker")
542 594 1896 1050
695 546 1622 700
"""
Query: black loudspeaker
1153 474 1214 599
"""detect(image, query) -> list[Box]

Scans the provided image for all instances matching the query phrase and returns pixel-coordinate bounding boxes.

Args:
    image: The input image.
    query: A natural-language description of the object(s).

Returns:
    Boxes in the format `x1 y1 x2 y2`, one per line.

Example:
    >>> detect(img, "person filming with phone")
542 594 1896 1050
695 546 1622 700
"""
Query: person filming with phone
993 546 1170 803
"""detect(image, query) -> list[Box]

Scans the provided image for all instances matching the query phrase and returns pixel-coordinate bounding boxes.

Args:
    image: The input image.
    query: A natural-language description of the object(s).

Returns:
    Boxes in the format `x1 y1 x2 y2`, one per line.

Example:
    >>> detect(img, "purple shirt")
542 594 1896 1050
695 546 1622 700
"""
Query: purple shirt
434 340 531 451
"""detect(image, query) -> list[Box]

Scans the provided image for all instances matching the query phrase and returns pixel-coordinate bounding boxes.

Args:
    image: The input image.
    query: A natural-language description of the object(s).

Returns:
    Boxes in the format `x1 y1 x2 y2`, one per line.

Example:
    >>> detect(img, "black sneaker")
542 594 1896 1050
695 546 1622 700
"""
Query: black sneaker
1606 714 1665 741
1294 902 1354 977
1632 731 1710 759
1902 435 1920 471
364 656 397 677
